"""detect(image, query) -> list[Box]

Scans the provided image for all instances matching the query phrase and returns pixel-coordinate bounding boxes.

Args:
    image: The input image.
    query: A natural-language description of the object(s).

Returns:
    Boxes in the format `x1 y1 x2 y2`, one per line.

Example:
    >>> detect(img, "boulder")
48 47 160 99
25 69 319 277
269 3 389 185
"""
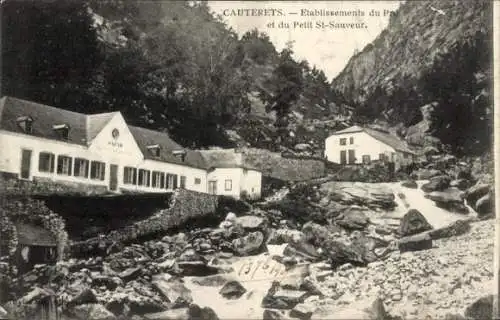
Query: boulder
151 275 193 308
290 303 315 320
401 180 418 189
190 274 233 287
219 280 247 300
323 239 366 268
421 175 451 192
19 287 55 304
398 209 433 237
283 241 322 262
144 308 189 320
263 309 287 320
398 233 432 253
262 282 309 309
464 295 494 320
118 267 142 282
465 184 490 205
187 304 219 320
301 222 330 246
475 192 493 216
231 231 265 256
364 298 402 320
69 288 98 306
450 179 470 190
235 215 269 232
334 208 369 230
428 220 471 240
425 189 469 214
267 228 305 245
72 304 116 320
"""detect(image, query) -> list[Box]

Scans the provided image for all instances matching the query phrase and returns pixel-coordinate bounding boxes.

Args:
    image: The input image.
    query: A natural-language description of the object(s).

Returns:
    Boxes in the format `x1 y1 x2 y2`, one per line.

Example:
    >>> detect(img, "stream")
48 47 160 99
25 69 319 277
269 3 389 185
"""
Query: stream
182 181 477 319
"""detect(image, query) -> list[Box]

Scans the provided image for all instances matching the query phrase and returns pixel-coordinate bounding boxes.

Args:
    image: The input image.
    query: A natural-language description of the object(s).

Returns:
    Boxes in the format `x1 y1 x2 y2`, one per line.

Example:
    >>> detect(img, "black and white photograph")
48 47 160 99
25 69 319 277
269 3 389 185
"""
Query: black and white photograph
0 0 497 319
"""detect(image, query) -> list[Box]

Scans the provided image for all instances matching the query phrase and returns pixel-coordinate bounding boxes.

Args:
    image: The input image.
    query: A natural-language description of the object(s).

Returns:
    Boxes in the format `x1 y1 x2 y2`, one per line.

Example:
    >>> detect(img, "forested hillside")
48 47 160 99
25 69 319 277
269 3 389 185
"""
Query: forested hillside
1 0 348 152
331 0 493 155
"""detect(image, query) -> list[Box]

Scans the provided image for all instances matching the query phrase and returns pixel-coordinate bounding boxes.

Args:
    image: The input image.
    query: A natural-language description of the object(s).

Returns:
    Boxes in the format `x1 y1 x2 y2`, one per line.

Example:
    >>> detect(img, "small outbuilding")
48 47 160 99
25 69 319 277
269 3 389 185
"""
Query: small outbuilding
14 223 57 273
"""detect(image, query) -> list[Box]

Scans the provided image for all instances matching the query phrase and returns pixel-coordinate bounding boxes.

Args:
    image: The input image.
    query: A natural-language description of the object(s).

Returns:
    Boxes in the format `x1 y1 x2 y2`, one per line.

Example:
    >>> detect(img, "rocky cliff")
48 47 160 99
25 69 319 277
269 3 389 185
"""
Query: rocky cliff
331 0 491 103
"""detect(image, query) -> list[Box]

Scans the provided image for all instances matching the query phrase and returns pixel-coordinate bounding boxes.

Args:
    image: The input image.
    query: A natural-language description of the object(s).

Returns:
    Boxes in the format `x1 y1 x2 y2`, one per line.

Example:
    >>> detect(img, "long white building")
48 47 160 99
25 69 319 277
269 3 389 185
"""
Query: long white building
0 96 262 199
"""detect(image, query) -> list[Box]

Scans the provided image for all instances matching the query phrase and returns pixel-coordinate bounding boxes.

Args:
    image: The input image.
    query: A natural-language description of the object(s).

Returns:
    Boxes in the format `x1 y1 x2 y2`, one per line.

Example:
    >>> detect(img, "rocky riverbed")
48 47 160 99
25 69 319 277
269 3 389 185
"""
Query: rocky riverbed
0 167 495 320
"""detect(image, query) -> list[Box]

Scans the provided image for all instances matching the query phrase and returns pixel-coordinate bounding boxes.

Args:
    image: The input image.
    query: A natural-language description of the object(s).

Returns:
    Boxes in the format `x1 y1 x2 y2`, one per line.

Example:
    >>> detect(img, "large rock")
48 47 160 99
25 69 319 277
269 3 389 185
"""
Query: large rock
398 233 432 253
334 208 369 230
283 240 322 262
364 298 403 320
19 287 55 304
261 282 309 309
475 192 493 216
152 275 193 308
263 309 287 320
398 209 433 237
421 175 451 192
323 182 396 210
219 280 247 300
69 288 98 307
71 304 116 320
290 303 315 320
322 239 367 268
464 295 494 320
301 222 330 246
465 184 490 205
231 231 265 256
401 180 418 189
428 220 471 240
235 215 269 232
267 228 305 245
144 304 218 320
450 179 470 190
425 189 469 214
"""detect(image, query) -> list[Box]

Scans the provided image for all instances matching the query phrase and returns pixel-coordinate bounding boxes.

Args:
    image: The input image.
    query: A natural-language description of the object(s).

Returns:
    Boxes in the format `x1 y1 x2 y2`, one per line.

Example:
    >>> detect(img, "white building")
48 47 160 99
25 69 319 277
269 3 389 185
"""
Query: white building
199 149 262 200
0 96 262 198
324 125 416 170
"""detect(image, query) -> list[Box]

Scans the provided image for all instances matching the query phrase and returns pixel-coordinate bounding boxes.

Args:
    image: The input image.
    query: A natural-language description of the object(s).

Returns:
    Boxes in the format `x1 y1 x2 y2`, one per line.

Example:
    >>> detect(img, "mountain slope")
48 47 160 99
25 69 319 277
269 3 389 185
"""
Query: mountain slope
330 0 493 155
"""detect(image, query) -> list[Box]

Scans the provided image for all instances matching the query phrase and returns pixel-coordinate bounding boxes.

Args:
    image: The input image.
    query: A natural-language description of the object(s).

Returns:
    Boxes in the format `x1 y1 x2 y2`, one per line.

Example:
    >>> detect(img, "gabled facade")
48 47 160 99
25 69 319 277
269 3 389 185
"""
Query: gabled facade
199 149 262 200
0 97 261 198
324 125 416 170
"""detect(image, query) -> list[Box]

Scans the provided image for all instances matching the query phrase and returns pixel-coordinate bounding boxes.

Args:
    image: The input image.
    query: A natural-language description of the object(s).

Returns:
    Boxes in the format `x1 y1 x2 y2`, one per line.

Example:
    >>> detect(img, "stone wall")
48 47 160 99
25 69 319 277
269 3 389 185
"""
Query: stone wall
70 189 218 256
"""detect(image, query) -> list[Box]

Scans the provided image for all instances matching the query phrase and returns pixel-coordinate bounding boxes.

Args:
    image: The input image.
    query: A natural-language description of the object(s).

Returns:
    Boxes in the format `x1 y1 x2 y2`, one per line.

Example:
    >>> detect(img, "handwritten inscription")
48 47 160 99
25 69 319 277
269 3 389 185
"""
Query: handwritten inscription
232 256 286 282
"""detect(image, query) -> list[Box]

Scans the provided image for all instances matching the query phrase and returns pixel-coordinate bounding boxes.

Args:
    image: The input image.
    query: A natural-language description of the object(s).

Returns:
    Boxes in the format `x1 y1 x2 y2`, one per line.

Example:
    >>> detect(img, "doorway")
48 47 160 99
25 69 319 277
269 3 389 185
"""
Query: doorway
109 164 118 191
340 150 346 164
208 180 217 195
348 149 356 164
20 149 32 179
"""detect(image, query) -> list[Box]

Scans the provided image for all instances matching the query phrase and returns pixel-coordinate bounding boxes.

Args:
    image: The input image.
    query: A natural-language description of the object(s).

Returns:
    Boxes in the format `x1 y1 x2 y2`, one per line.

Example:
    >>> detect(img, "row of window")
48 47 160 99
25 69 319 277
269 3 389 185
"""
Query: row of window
122 166 193 189
39 152 105 180
339 137 354 146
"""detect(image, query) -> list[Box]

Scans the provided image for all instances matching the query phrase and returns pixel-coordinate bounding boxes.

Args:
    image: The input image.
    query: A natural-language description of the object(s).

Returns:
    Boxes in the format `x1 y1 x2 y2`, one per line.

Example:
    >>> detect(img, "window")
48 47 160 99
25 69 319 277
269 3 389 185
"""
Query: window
147 145 161 157
38 152 55 173
138 169 151 186
194 178 201 185
403 153 409 159
349 137 354 144
123 167 137 185
180 176 186 189
73 158 89 177
17 116 33 134
53 124 69 140
166 173 178 189
225 179 232 191
340 138 347 146
90 161 106 180
152 171 163 188
362 155 371 164
379 153 387 162
160 172 165 188
56 155 72 175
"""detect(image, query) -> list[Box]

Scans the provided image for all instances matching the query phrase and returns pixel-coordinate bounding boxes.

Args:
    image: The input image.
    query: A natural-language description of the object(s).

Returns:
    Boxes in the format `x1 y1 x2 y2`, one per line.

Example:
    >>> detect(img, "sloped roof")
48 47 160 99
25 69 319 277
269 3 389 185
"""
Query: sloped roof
86 112 118 143
0 96 209 168
15 223 57 247
0 96 88 145
329 125 415 154
199 149 259 171
129 126 207 169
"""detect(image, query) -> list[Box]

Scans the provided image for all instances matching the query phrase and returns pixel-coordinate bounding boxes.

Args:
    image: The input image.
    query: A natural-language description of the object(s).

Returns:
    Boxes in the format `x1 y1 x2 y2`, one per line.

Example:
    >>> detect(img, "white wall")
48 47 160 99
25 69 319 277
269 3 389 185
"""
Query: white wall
0 129 207 193
207 168 242 199
324 131 396 164
241 169 262 200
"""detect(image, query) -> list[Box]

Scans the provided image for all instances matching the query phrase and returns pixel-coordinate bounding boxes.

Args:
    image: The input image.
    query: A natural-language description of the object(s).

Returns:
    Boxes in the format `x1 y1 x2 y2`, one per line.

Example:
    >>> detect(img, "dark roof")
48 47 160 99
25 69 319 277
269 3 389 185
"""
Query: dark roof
329 125 415 154
0 96 208 168
129 126 207 169
363 128 416 154
199 149 259 171
0 96 88 145
15 223 57 247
